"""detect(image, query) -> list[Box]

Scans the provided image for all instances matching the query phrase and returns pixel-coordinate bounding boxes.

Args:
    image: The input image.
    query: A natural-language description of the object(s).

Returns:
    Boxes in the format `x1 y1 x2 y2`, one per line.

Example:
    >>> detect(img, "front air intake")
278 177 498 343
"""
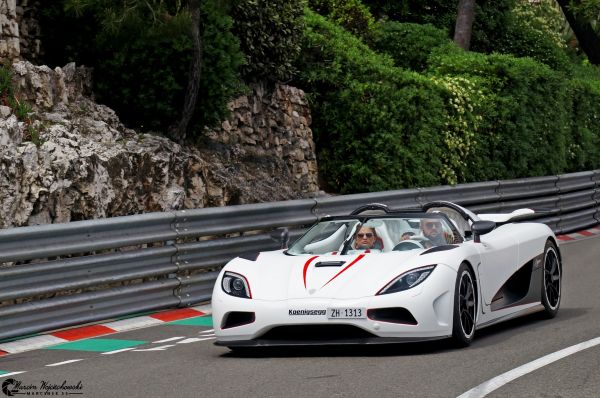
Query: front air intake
222 311 255 329
367 307 418 325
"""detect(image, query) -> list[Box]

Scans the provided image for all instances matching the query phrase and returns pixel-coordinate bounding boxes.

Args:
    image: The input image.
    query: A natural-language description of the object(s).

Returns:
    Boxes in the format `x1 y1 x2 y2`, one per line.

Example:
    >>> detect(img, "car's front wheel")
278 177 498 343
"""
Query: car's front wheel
452 263 476 347
541 240 561 318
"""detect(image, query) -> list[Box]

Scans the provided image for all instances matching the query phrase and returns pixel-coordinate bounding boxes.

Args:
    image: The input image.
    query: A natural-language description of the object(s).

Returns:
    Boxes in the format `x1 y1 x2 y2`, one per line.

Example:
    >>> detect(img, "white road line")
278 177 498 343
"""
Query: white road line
101 348 137 355
132 344 175 352
199 329 214 334
457 336 600 398
152 336 186 344
46 359 84 367
0 371 26 378
176 337 215 344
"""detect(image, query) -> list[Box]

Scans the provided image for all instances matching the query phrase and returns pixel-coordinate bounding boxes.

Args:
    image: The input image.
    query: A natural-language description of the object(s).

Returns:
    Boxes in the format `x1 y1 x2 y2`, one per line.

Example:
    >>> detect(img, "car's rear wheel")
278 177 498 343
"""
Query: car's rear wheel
452 263 476 347
541 240 561 318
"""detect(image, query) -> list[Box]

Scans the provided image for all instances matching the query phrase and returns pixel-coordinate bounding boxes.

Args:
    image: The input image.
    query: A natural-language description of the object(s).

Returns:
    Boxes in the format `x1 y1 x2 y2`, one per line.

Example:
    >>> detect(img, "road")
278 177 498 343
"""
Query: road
1 236 599 398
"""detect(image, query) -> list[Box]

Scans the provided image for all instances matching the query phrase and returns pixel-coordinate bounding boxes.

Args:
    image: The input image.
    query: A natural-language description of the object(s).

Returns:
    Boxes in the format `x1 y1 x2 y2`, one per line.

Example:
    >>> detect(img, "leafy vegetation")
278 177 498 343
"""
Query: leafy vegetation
231 0 305 82
41 0 244 135
34 0 600 193
1 65 41 146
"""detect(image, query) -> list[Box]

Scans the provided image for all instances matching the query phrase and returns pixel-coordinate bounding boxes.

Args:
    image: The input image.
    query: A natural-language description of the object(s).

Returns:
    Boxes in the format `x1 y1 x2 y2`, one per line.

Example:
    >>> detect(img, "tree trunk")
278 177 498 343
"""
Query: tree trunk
171 0 203 143
453 0 477 50
555 0 600 65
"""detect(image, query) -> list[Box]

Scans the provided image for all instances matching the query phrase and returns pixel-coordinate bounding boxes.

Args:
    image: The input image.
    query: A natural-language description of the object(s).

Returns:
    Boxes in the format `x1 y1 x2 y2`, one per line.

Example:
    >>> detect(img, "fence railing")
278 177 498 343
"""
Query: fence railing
0 170 599 340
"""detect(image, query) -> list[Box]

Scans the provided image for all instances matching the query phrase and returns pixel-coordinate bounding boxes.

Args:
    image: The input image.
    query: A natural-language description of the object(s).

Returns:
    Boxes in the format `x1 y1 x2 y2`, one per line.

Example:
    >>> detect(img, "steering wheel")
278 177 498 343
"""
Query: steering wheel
393 239 426 251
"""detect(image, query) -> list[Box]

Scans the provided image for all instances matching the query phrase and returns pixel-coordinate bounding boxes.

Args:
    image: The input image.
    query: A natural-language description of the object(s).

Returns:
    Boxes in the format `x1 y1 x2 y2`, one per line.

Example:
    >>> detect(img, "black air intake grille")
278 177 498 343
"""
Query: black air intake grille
367 307 418 325
222 311 255 329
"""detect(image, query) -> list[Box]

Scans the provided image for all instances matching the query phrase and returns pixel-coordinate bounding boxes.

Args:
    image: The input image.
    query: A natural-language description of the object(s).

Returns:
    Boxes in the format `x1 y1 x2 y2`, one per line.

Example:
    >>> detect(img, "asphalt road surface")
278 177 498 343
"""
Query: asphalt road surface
1 236 599 398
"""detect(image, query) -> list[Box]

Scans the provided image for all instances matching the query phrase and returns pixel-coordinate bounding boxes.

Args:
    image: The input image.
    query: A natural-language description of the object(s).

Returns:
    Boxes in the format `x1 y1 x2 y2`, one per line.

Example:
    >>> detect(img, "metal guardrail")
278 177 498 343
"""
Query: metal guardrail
0 170 599 340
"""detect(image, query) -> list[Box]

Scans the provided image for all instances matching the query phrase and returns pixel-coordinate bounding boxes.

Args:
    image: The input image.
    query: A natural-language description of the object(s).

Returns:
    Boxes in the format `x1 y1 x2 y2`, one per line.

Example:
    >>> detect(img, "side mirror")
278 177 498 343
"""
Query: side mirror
269 227 290 249
471 220 496 243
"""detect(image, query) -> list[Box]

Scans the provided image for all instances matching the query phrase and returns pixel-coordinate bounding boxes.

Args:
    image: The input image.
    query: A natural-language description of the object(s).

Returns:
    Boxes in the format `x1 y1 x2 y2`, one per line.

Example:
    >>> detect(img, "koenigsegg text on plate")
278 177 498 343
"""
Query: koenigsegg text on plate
212 201 562 350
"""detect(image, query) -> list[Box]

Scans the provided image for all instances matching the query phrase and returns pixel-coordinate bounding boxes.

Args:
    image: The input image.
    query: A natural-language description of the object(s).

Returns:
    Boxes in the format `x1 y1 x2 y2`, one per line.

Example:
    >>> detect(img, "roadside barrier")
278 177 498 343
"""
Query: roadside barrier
0 170 598 340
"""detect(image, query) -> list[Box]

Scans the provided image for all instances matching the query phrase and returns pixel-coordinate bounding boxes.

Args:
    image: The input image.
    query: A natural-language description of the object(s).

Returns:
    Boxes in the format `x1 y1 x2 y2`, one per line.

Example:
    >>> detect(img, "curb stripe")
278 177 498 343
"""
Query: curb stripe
150 308 205 322
52 325 116 341
577 230 594 237
0 305 212 356
102 316 163 332
0 335 67 354
556 224 600 242
557 235 574 241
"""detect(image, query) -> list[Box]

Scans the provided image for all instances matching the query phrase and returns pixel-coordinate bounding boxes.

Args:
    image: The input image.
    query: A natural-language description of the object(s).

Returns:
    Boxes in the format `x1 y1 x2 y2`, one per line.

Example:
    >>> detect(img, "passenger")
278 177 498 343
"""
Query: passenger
420 218 447 247
353 226 379 250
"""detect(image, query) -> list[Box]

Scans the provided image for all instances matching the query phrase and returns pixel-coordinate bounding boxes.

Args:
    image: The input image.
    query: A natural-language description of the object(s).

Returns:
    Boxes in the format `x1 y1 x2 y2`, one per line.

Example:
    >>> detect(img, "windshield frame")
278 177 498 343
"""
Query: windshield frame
285 212 462 256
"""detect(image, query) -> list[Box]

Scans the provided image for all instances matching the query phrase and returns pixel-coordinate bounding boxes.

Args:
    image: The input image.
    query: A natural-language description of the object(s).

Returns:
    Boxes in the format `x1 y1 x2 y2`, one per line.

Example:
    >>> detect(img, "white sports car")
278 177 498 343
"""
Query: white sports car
212 201 562 349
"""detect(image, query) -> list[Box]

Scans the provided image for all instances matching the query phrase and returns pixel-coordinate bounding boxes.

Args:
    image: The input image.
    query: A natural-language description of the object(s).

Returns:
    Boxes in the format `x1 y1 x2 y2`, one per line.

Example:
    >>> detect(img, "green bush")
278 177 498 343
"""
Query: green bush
428 50 571 181
40 0 244 135
566 78 600 171
477 20 572 73
361 0 457 29
372 21 453 71
297 10 488 192
231 0 305 82
0 65 13 98
308 0 375 40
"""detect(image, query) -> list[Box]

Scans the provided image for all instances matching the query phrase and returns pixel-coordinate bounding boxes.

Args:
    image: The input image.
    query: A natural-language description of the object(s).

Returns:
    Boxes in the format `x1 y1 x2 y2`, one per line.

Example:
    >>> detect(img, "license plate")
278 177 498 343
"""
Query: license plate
327 307 366 319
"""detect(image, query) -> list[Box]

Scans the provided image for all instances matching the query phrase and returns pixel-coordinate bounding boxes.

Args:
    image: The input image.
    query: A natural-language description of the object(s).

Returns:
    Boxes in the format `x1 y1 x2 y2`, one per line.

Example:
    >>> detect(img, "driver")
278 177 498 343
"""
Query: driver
420 218 447 247
353 226 379 250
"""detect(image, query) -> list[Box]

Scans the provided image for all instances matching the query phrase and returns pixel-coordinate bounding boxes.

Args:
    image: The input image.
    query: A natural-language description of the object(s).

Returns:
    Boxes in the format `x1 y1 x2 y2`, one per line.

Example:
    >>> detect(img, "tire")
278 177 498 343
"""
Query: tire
452 263 476 347
541 240 561 318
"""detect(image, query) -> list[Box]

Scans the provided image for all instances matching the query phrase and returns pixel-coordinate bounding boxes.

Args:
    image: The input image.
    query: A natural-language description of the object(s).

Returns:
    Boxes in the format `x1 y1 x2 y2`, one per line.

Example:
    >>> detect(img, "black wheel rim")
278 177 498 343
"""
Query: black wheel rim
459 271 475 337
544 248 561 309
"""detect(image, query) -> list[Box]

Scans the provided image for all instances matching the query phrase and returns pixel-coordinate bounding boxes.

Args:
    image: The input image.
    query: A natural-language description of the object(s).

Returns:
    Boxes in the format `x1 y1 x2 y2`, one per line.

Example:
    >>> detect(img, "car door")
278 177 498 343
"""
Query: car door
474 229 519 306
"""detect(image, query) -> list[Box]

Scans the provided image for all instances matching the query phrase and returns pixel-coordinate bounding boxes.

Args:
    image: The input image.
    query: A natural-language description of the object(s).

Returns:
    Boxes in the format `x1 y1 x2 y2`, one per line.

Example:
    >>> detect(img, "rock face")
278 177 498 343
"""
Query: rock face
0 0 20 61
0 61 320 229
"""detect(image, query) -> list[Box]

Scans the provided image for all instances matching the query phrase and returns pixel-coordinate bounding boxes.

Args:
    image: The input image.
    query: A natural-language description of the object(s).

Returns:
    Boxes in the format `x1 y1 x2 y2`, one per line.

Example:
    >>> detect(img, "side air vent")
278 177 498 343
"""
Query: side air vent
222 311 256 329
315 261 346 267
367 307 418 325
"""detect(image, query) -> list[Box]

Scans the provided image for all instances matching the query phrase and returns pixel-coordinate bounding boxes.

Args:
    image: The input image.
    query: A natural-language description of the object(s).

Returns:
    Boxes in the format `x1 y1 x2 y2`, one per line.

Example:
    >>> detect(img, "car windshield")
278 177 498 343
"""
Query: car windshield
287 216 456 255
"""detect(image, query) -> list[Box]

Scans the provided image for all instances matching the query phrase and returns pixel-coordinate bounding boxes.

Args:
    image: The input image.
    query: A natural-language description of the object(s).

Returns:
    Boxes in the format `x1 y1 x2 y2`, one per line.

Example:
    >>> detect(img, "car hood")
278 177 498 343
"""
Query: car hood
224 249 435 300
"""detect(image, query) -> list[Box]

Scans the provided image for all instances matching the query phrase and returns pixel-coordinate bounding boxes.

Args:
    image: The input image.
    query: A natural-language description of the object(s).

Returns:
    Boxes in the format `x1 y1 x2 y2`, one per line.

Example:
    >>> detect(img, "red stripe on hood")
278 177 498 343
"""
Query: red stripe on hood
303 256 319 288
322 254 366 288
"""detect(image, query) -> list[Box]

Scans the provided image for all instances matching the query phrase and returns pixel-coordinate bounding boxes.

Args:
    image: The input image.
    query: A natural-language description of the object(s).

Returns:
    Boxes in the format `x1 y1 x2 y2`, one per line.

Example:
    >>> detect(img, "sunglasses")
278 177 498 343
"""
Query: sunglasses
425 222 442 229
357 233 374 239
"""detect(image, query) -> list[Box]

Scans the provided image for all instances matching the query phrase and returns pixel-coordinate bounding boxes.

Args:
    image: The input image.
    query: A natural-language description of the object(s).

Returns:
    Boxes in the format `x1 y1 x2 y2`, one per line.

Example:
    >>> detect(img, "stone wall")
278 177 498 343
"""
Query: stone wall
15 0 40 63
0 61 320 228
205 83 318 195
0 0 20 61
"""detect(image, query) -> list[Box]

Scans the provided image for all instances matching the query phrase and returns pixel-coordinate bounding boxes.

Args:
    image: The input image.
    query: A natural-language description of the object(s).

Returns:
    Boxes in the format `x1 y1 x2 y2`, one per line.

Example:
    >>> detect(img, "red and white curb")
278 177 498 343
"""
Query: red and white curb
556 225 600 242
0 304 211 357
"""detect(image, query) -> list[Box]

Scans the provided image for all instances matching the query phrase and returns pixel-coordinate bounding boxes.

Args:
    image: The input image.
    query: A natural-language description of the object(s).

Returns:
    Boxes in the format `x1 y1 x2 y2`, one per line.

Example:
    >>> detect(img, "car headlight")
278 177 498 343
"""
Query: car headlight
222 271 252 299
377 265 436 295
